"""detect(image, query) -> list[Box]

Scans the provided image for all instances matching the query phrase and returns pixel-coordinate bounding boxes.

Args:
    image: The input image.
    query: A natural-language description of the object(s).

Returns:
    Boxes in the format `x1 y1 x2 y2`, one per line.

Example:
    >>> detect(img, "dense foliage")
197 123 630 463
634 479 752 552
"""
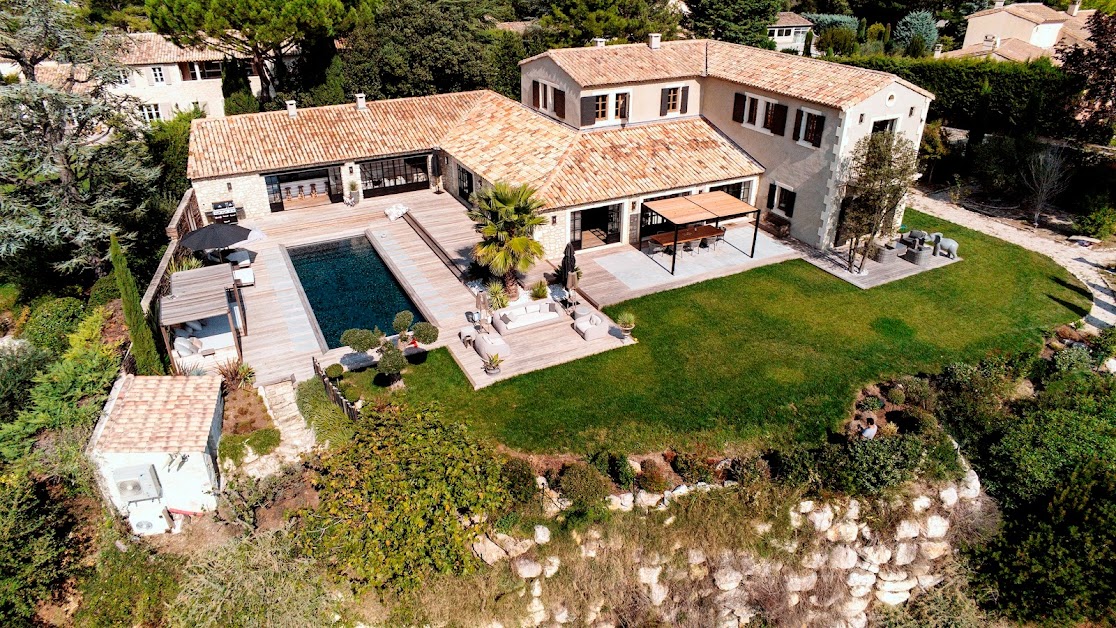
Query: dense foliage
1059 11 1116 144
298 405 506 589
145 108 205 201
75 537 182 628
0 343 51 419
816 27 859 56
0 467 74 623
535 0 680 47
684 0 783 47
554 462 611 513
838 56 1082 138
801 13 858 34
20 297 85 355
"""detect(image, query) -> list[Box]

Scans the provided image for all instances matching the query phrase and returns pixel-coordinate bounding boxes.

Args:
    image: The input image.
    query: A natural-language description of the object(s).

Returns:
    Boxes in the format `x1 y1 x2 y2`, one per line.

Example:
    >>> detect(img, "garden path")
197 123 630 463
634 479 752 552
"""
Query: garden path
910 190 1116 330
242 381 316 478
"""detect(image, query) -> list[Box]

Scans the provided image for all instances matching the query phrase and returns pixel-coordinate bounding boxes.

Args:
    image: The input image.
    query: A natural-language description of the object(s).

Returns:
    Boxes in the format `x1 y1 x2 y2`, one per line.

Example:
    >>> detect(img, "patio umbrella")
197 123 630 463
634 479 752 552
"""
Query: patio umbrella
561 242 576 280
179 223 253 253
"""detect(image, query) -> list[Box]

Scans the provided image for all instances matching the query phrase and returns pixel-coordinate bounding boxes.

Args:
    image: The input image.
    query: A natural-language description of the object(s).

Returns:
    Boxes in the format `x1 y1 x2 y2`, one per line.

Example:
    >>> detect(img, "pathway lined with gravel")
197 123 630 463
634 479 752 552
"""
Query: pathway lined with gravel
910 190 1116 330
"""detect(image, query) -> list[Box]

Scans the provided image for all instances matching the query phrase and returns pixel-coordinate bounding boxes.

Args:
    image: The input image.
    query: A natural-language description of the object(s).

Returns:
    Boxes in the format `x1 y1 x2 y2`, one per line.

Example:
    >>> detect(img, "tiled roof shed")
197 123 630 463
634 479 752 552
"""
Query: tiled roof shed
91 375 223 453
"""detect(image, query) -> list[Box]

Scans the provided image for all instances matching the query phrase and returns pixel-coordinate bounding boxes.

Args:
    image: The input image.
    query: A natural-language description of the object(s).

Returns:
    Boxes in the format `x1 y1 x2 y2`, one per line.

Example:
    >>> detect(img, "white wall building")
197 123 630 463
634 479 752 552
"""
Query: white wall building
944 1 1095 63
87 375 224 536
767 12 815 55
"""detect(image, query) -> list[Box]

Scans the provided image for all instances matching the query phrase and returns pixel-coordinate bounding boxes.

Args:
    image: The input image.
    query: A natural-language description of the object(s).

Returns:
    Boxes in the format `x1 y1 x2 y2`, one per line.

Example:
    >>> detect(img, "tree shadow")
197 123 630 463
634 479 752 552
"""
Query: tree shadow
1047 293 1090 318
1051 275 1093 301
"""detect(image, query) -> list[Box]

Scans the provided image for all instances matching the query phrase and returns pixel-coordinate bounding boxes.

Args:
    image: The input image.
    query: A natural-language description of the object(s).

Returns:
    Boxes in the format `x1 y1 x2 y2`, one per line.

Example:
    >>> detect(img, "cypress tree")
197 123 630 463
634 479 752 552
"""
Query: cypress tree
803 29 814 57
110 236 164 375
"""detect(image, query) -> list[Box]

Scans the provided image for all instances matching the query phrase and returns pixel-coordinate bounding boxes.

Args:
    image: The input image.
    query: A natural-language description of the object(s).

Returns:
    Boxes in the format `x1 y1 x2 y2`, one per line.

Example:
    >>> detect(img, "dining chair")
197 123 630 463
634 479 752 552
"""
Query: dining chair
683 241 694 256
284 187 292 200
310 183 318 197
714 232 725 250
297 185 305 198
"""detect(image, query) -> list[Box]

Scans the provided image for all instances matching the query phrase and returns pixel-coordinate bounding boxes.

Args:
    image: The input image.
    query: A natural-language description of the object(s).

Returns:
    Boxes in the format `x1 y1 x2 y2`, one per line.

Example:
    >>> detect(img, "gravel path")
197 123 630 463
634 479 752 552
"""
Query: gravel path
910 190 1116 330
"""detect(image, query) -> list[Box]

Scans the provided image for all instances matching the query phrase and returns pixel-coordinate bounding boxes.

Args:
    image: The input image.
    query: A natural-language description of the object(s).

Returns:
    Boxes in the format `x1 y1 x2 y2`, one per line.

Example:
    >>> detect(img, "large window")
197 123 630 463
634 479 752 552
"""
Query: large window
710 181 754 204
638 191 691 241
191 60 223 80
571 204 622 251
265 166 344 212
139 104 161 123
359 154 430 198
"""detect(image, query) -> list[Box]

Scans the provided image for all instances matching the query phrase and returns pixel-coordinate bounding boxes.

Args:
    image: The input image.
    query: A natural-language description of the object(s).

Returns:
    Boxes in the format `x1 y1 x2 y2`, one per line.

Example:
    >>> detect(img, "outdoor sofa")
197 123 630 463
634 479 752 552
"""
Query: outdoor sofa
491 300 562 334
572 312 610 341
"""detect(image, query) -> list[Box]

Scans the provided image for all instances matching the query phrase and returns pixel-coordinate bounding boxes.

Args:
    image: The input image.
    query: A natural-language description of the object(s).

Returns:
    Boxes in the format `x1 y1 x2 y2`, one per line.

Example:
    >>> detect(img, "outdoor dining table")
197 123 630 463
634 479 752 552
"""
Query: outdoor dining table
648 224 726 248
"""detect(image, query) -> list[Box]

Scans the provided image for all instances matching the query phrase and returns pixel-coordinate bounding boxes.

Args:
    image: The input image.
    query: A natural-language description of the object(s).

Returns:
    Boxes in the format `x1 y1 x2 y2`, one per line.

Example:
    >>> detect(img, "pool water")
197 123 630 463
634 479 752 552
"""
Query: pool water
288 236 423 349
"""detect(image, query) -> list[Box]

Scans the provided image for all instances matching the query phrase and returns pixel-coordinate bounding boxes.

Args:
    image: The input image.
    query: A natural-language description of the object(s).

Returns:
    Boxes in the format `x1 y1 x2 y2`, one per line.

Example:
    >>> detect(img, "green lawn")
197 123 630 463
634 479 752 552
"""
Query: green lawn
391 211 1090 453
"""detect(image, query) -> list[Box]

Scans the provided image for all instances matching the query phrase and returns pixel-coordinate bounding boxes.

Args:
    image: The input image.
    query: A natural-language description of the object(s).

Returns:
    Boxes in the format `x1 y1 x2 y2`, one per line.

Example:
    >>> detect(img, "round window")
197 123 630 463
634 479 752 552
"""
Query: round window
886 93 896 107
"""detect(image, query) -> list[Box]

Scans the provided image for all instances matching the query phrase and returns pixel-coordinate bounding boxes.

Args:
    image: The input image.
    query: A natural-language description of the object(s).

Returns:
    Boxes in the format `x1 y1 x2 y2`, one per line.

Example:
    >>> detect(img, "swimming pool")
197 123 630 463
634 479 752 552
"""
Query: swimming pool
287 236 423 349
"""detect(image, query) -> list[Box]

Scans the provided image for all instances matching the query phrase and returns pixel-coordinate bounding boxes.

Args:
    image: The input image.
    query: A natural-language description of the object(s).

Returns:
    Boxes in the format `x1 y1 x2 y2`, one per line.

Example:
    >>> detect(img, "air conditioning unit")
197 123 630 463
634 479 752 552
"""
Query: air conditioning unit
113 465 162 503
127 502 172 536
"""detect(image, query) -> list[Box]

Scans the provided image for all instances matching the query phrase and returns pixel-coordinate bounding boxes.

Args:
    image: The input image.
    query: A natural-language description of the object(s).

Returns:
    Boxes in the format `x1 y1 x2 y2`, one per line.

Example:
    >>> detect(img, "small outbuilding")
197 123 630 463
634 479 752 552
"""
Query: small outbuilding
87 375 224 535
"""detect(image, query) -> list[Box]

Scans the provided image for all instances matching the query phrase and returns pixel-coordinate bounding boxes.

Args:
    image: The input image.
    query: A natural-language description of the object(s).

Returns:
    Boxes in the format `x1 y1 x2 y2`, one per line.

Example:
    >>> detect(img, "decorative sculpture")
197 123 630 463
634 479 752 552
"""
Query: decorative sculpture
932 234 959 258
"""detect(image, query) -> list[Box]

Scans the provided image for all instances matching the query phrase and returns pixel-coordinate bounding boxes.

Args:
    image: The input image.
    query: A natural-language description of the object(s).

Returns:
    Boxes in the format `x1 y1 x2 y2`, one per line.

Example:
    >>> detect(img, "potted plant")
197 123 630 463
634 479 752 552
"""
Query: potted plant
348 180 359 205
616 311 636 337
483 353 503 375
529 279 549 301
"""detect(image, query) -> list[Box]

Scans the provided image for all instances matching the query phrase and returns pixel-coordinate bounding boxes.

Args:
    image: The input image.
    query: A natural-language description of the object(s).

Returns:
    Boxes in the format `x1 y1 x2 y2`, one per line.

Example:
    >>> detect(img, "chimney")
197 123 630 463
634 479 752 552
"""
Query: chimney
933 43 943 58
355 93 366 110
1067 1 1080 16
994 0 1004 7
592 37 607 47
648 33 661 50
982 34 999 50
285 99 297 118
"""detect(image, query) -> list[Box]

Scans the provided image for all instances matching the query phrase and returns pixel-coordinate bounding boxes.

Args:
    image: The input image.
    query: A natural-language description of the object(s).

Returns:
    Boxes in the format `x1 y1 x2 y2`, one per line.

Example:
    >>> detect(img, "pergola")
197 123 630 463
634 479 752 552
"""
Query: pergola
642 191 761 274
158 264 247 372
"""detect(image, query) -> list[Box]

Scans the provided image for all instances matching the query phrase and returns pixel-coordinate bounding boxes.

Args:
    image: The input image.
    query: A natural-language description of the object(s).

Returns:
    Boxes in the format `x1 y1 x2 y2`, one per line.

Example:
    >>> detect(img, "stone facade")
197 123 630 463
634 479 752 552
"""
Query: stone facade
192 173 271 221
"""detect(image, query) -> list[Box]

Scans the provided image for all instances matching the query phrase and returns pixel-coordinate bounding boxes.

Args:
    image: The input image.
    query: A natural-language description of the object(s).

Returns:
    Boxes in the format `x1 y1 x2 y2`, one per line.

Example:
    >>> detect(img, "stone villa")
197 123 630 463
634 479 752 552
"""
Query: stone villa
188 37 932 256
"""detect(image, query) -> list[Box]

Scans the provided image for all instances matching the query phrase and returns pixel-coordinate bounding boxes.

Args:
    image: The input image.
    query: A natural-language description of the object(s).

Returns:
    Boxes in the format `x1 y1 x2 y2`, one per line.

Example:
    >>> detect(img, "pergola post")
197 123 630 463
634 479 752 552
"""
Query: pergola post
750 210 759 258
159 325 179 375
231 284 247 335
670 222 680 275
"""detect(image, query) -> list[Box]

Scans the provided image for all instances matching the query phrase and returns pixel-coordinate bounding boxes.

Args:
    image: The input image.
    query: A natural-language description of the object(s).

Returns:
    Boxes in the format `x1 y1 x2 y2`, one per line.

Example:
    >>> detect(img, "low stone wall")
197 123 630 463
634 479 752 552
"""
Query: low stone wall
472 469 986 627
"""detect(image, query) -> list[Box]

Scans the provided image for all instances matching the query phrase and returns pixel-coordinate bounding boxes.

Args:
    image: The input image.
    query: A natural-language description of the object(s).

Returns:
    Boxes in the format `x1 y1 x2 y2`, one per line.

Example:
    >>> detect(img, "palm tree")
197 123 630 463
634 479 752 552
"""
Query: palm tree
468 182 547 299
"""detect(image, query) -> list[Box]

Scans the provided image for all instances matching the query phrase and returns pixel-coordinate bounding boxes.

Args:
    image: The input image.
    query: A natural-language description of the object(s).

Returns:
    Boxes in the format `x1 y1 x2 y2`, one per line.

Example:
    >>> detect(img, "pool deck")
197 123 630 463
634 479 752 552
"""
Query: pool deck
235 190 630 388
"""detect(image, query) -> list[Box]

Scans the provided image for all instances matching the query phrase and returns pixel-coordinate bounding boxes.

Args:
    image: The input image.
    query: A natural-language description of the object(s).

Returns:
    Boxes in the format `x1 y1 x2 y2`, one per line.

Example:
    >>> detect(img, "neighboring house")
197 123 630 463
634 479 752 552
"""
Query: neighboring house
187 37 932 254
87 375 224 536
944 1 1095 63
768 12 814 54
111 32 262 120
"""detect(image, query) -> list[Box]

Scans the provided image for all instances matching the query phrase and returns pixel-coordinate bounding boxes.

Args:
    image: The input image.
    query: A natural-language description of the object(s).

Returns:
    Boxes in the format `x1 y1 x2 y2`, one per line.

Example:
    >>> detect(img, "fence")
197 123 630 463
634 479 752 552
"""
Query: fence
141 189 201 313
311 357 361 423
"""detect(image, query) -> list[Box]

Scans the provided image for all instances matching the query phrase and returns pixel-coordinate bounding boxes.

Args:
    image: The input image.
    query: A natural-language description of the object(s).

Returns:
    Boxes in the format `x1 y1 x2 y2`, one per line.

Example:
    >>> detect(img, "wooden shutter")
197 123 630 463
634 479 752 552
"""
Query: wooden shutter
178 62 193 81
619 93 629 119
531 81 540 107
580 96 595 126
810 115 826 147
679 86 689 114
771 104 789 136
554 89 566 119
747 97 758 125
145 67 155 86
732 93 746 123
792 109 803 141
766 184 777 209
783 190 797 217
659 88 670 116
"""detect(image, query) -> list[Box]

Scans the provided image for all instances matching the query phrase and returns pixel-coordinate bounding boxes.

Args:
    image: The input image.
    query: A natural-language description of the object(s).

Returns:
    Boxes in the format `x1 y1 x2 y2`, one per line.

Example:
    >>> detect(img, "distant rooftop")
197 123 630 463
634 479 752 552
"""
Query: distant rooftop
92 375 223 453
772 12 814 28
968 2 1068 24
119 32 232 66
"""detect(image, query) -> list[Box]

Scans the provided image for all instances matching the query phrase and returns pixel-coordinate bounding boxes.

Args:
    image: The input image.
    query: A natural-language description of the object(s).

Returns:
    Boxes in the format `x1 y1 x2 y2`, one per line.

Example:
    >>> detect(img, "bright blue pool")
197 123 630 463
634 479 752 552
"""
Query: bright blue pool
288 236 423 349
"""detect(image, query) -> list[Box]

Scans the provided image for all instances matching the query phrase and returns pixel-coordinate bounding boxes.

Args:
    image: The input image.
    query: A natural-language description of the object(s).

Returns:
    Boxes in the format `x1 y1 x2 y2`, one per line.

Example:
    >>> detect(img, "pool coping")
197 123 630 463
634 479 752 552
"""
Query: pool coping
279 243 330 354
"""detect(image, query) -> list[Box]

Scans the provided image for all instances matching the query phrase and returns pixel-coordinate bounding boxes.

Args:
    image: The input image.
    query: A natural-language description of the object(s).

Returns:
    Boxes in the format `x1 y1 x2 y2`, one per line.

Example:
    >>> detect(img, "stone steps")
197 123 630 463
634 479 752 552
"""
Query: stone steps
241 381 317 478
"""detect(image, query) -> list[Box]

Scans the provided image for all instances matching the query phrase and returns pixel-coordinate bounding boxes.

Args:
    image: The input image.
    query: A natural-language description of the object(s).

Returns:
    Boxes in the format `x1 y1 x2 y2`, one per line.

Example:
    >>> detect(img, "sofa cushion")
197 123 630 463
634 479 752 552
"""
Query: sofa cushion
184 320 203 332
174 337 196 356
574 318 592 333
589 314 602 326
509 307 527 318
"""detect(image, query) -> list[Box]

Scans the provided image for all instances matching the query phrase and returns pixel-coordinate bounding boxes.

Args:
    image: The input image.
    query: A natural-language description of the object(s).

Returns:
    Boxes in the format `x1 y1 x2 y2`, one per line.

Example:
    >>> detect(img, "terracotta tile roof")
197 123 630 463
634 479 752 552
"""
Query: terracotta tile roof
942 38 1051 62
533 118 764 208
521 40 933 108
968 2 1067 24
119 32 231 65
34 61 95 94
1060 10 1096 48
772 12 814 28
187 91 487 179
94 375 223 453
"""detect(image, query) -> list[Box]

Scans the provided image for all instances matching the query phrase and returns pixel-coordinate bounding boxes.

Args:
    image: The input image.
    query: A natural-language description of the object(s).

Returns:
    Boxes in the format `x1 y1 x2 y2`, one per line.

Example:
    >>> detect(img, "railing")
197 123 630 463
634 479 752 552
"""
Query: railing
311 357 361 423
141 189 201 313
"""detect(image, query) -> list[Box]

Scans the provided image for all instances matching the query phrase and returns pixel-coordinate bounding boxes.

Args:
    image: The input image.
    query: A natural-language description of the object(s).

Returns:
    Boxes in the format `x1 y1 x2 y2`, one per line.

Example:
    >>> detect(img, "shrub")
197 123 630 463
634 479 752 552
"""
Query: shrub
223 90 259 116
324 363 344 379
0 343 51 418
1092 326 1116 360
978 462 1116 623
670 451 713 483
246 428 280 455
555 462 611 512
1053 344 1093 373
76 534 181 628
297 405 506 589
893 11 937 54
529 279 549 300
900 407 938 434
770 447 822 490
589 448 636 489
392 310 414 336
486 281 509 309
0 468 74 624
886 387 906 405
724 456 771 485
376 343 407 381
816 27 858 56
217 359 254 390
1073 198 1116 238
411 321 439 345
87 275 120 307
615 311 636 329
340 327 383 353
896 375 936 411
21 297 84 354
866 22 886 42
819 436 925 495
920 430 965 481
501 458 538 504
801 13 858 34
637 459 672 492
295 379 354 446
856 396 884 411
170 531 331 627
219 434 248 465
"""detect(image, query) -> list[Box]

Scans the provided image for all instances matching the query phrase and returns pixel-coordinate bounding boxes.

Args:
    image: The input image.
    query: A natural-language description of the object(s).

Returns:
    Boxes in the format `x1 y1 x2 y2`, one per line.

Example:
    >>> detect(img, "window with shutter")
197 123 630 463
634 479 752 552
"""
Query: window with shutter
792 109 803 141
770 104 789 136
580 96 596 126
779 189 797 217
594 94 609 121
531 81 540 108
615 92 629 119
806 113 825 147
732 93 746 123
554 89 565 119
679 86 689 114
659 88 670 116
747 97 758 125
766 184 777 209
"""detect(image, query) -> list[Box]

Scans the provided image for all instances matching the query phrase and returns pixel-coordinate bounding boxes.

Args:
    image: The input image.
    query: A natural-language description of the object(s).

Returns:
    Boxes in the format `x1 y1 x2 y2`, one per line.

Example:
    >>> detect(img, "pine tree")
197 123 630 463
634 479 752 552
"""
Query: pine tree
684 0 782 47
110 236 164 375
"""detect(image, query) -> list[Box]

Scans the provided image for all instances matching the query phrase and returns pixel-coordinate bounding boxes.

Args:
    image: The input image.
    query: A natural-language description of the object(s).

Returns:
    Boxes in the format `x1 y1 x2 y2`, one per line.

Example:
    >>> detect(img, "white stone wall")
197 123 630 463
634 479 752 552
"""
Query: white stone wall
534 211 570 259
112 63 264 119
192 174 272 222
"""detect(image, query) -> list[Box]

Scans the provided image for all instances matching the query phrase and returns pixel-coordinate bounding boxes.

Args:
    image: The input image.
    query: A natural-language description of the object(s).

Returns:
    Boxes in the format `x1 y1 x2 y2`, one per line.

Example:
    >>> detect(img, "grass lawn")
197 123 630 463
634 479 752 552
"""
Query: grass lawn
386 211 1090 453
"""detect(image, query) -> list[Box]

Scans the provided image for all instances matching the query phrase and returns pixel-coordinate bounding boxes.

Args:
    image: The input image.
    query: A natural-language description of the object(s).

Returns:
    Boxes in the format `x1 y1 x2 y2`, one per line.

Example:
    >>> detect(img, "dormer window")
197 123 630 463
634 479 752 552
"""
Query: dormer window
658 85 688 117
581 91 630 126
531 80 566 121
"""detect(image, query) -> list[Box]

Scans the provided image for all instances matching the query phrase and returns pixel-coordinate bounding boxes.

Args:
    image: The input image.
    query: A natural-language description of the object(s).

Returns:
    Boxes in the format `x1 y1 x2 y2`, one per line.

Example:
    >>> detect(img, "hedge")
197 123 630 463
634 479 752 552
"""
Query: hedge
838 56 1082 137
